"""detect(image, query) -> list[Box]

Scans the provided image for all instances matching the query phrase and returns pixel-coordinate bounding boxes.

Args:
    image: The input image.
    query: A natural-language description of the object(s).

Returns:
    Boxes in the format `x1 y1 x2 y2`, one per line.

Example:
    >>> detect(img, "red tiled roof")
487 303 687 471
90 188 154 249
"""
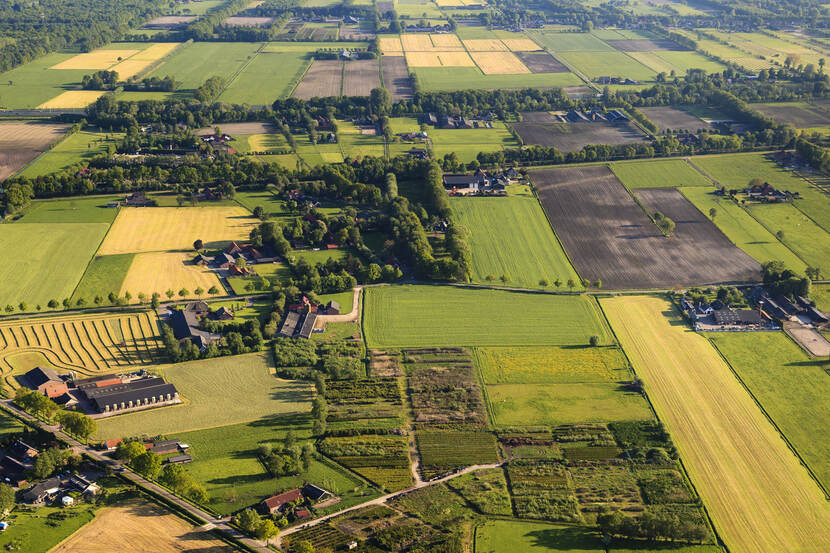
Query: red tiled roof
263 489 301 510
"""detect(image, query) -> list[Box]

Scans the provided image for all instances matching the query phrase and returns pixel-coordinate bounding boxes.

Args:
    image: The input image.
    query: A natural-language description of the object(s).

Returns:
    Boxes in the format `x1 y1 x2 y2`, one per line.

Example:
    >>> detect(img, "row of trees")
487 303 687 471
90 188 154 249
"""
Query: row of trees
14 389 97 439
115 440 207 502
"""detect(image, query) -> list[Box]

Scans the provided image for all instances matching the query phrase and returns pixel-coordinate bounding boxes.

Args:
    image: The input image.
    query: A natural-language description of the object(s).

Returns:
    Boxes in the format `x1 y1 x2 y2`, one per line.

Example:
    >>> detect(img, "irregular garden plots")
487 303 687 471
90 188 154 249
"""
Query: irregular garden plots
363 285 611 347
449 192 581 289
602 296 830 553
0 121 68 180
49 498 235 553
532 166 759 289
93 351 312 440
707 332 830 494
475 346 652 427
0 311 163 388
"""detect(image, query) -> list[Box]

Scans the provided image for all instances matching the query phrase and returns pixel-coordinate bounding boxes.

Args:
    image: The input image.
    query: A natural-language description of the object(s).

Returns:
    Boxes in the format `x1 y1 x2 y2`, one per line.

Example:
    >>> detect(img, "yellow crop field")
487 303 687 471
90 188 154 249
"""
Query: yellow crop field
50 49 139 70
49 498 234 553
406 51 475 67
130 43 179 61
502 38 542 51
602 295 830 553
120 252 222 300
401 34 436 51
379 37 403 53
463 39 508 52
0 311 162 388
98 207 257 255
471 51 531 74
37 91 106 109
110 43 180 79
430 33 464 50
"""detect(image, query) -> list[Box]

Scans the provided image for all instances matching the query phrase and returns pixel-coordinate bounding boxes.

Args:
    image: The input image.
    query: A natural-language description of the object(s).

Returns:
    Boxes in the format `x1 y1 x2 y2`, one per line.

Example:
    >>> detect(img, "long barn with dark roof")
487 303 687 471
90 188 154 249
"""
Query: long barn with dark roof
80 377 180 413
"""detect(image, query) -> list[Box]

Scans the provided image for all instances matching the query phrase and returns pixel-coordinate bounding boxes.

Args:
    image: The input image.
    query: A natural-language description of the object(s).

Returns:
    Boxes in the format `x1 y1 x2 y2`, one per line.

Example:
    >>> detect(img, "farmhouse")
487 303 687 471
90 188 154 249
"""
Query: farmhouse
22 477 62 504
301 483 332 502
23 367 68 399
124 191 155 207
165 454 192 465
324 301 341 315
81 376 180 413
260 488 302 515
167 302 221 349
712 308 764 326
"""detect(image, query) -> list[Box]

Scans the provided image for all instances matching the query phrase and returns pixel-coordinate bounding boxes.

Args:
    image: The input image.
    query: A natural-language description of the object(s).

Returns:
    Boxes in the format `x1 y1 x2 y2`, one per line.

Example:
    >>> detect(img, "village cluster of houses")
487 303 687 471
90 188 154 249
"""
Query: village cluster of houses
556 109 630 124
682 289 829 331
0 439 99 504
167 300 235 350
743 181 800 203
442 168 520 195
421 113 498 129
278 296 341 340
23 368 180 415
194 241 279 277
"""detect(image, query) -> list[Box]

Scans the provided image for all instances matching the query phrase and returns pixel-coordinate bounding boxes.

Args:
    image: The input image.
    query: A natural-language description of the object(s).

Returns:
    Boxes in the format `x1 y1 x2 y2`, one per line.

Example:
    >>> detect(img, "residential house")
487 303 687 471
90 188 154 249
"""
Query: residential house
301 483 332 502
124 191 155 207
24 367 68 399
260 488 302 515
22 477 62 504
324 301 341 315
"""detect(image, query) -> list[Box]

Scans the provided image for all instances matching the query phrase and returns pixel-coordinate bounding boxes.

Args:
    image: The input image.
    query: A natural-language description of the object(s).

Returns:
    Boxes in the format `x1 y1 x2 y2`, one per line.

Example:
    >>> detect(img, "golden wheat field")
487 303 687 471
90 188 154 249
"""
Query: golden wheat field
98 207 257 255
48 498 234 553
471 51 531 74
406 51 475 67
462 39 509 52
120 252 222 300
130 43 179 61
429 33 464 50
502 38 542 51
110 43 179 79
602 295 830 553
0 311 162 387
51 49 139 70
379 37 403 53
37 91 107 109
401 34 436 51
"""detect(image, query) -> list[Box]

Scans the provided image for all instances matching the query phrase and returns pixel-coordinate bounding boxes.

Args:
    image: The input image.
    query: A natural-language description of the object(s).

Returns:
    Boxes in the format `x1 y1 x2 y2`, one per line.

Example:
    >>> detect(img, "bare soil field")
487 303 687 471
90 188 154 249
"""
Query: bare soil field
0 122 68 180
640 106 713 131
532 168 760 289
196 122 275 135
519 111 557 122
382 56 414 99
515 52 569 73
603 296 830 553
511 121 647 151
563 85 594 98
604 39 687 51
143 15 196 29
292 59 342 99
48 498 235 553
221 16 274 27
750 102 830 128
343 59 381 96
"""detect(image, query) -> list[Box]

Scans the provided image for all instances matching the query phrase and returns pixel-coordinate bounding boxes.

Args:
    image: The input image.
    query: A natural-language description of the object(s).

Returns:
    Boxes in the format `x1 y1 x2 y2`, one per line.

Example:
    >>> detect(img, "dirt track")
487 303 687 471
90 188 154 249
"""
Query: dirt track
533 167 760 289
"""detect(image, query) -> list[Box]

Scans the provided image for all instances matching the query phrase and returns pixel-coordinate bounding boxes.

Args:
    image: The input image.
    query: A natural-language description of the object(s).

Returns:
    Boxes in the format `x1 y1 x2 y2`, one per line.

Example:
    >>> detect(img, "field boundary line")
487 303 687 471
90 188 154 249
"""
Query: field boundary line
10 124 77 179
216 42 266 101
285 55 314 98
68 209 123 302
706 333 830 500
524 31 595 89
127 41 187 84
525 175 586 288
595 297 729 551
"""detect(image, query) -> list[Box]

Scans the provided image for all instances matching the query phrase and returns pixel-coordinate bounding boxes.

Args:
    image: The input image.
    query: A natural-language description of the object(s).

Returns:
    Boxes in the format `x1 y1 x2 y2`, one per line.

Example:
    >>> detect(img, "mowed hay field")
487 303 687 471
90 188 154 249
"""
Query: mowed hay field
602 296 830 553
93 352 312 440
36 90 106 109
50 49 140 70
450 194 581 289
0 122 68 180
119 252 222 300
364 285 611 347
48 498 234 553
0 223 109 307
707 331 830 493
98 206 256 255
470 51 531 74
0 311 162 388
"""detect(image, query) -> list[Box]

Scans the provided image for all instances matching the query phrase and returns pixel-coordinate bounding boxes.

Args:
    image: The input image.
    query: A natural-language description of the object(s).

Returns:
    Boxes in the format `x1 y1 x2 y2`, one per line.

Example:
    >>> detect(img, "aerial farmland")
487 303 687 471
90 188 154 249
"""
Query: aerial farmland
1 0 830 552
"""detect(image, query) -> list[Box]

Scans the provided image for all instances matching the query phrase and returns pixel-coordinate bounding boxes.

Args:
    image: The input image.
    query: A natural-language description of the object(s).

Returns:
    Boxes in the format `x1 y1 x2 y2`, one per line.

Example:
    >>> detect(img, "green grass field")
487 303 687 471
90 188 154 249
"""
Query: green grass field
609 159 710 188
708 331 830 494
692 153 830 232
234 189 292 220
0 409 25 438
174 414 371 515
629 51 727 75
811 283 830 311
680 187 807 271
0 53 88 109
747 203 830 270
0 223 109 308
0 504 97 553
558 51 656 80
413 67 582 92
336 120 387 159
429 122 519 163
70 254 135 304
178 0 225 15
93 352 312 440
146 41 262 90
530 32 616 52
18 131 121 177
475 346 631 384
450 194 581 289
475 519 724 553
219 51 311 103
13 196 120 224
364 285 611 347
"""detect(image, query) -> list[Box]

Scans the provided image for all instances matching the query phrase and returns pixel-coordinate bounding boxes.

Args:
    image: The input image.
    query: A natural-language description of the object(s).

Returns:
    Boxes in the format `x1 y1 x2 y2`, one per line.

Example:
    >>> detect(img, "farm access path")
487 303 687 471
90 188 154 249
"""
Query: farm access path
0 399 273 553
274 459 511 548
